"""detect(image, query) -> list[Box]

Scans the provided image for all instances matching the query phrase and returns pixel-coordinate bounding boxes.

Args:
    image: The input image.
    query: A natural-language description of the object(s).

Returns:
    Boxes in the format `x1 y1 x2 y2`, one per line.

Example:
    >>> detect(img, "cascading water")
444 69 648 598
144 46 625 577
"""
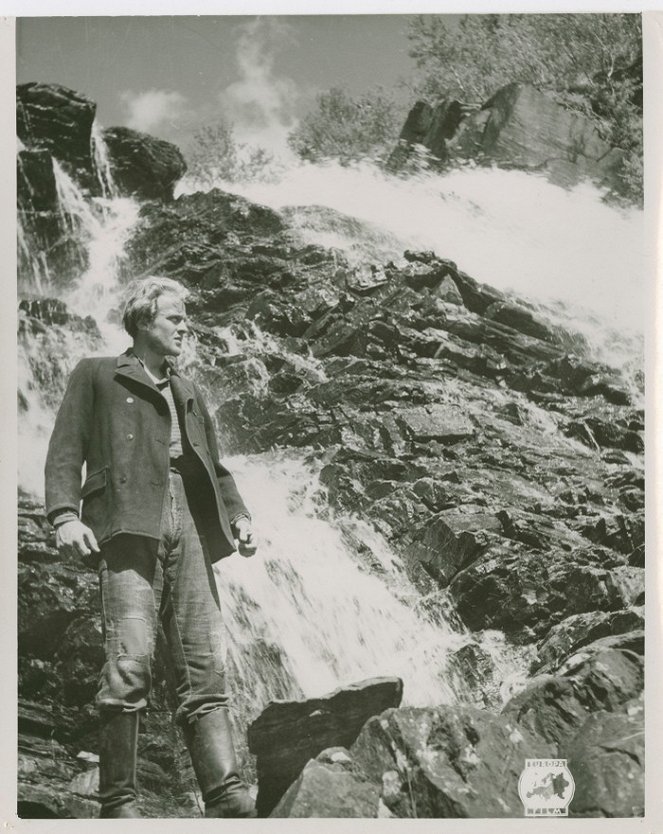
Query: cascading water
217 450 531 710
178 161 643 389
91 122 119 200
220 453 463 705
18 154 140 494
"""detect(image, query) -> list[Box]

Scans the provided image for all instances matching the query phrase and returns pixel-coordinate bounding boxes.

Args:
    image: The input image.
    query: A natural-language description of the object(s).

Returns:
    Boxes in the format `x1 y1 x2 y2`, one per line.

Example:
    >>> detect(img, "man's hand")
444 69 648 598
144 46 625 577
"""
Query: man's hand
234 517 258 558
55 520 100 559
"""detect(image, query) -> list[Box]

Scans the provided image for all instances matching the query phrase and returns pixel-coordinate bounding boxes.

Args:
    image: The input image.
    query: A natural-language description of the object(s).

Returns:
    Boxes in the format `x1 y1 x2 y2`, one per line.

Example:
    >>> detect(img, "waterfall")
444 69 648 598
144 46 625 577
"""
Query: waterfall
18 152 139 495
91 121 118 200
217 451 531 711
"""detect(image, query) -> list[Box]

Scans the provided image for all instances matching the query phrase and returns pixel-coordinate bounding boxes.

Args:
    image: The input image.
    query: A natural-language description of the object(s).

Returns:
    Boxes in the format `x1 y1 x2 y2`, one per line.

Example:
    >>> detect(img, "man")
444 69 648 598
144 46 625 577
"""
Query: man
45 276 257 818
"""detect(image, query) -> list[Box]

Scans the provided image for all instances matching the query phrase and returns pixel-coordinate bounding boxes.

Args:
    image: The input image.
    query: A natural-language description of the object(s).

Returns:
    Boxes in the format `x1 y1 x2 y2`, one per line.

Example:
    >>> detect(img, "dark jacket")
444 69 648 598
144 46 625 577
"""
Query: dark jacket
44 350 249 562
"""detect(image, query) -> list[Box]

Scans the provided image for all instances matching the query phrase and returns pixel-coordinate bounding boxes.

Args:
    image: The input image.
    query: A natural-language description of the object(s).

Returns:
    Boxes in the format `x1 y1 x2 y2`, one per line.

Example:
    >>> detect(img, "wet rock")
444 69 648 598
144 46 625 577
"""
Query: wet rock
533 607 644 673
310 316 372 358
394 404 474 443
580 512 644 555
446 268 504 316
568 700 644 817
293 285 341 319
18 560 98 660
18 299 99 338
399 259 464 304
503 642 643 751
17 82 99 193
566 416 643 453
387 99 464 170
448 643 503 709
247 677 403 816
405 509 501 586
605 566 644 606
544 355 631 404
452 83 623 191
102 126 186 201
270 748 380 818
350 705 552 817
484 301 555 343
449 545 631 639
346 263 389 294
17 148 58 213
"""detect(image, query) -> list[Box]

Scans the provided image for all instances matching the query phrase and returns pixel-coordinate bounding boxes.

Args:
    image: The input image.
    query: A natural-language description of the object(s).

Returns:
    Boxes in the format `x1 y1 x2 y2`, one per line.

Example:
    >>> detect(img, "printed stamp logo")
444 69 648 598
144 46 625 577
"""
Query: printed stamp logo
518 758 575 817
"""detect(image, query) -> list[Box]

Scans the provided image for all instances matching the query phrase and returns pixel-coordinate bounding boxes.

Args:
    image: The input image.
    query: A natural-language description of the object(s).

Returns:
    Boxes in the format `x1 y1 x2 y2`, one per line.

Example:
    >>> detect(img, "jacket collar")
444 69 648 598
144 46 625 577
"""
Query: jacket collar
115 349 195 404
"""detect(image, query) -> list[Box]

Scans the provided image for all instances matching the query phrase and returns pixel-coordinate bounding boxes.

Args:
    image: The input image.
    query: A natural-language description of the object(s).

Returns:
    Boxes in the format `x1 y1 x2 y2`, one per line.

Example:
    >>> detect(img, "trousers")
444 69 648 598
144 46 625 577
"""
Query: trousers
95 469 229 724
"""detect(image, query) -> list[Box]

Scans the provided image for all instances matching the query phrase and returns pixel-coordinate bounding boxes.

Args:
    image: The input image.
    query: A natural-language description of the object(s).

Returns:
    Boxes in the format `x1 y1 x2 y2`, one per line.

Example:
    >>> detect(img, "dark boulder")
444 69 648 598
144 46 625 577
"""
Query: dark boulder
405 509 501 586
17 149 58 213
391 84 625 192
502 641 643 751
567 700 644 817
350 705 552 817
452 83 624 191
387 99 465 171
394 404 474 443
449 546 635 639
102 126 186 201
484 300 555 343
17 82 99 193
247 677 403 816
270 748 380 818
533 607 644 673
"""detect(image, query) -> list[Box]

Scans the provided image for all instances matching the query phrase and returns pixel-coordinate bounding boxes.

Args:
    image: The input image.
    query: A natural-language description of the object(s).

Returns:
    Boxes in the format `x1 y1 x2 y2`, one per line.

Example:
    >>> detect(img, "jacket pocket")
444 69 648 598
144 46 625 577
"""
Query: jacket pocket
81 466 108 498
81 466 109 535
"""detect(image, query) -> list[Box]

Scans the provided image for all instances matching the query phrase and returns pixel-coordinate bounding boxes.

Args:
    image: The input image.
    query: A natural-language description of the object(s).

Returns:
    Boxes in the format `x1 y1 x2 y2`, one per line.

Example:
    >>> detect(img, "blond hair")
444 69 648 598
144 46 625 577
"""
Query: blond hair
121 276 188 337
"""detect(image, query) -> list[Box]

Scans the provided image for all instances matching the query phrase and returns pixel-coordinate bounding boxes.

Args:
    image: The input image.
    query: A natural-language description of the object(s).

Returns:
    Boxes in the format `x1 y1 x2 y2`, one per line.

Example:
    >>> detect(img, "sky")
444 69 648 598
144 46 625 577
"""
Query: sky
16 15 420 153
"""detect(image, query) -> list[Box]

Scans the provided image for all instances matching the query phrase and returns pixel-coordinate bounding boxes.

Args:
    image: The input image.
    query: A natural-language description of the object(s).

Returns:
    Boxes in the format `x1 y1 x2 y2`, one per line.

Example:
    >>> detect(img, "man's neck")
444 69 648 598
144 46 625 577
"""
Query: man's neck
131 345 167 380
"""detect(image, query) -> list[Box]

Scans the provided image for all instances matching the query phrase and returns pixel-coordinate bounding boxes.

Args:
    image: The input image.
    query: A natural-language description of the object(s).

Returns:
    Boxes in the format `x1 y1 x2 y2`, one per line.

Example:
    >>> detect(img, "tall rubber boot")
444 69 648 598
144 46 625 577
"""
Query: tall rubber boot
98 711 142 818
183 709 256 818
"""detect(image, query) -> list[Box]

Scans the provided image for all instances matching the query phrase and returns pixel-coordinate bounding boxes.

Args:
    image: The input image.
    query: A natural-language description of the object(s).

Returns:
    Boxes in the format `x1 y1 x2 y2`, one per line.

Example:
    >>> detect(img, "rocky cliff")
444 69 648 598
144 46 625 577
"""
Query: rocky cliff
389 83 626 195
17 84 644 818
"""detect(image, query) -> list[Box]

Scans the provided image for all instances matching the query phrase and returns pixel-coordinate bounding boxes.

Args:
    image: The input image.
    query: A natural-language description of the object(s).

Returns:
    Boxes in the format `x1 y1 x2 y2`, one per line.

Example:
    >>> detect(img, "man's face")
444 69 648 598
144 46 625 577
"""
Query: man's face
140 293 188 357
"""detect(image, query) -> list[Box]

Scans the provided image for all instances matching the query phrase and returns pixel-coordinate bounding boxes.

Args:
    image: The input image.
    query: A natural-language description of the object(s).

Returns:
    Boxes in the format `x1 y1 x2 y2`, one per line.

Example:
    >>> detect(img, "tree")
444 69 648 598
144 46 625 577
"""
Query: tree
288 87 402 165
185 119 275 186
408 14 642 202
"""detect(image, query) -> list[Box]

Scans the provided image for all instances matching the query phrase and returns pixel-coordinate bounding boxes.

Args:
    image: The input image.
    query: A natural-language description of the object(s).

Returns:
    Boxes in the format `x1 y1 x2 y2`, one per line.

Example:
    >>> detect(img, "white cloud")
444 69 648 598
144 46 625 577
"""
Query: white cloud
219 18 300 156
120 89 188 134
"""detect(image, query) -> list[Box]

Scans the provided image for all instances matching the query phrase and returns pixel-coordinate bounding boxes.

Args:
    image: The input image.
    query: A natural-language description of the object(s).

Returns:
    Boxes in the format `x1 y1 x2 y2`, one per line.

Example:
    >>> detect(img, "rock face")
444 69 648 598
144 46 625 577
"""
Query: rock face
17 83 99 193
102 126 186 201
247 677 403 816
270 748 381 818
392 83 624 192
351 705 551 817
567 700 644 817
502 639 643 751
387 99 465 170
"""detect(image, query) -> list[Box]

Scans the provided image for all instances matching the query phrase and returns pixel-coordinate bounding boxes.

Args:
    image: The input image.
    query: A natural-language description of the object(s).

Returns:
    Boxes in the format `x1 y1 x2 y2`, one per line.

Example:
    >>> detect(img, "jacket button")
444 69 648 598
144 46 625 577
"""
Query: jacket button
127 433 134 441
119 475 127 484
126 396 134 403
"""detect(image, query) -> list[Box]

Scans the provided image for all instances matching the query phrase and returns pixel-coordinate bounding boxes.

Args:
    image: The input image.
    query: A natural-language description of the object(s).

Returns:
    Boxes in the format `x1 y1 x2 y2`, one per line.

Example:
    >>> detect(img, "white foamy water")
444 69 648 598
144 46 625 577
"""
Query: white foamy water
178 161 643 370
91 121 119 200
216 451 479 707
18 164 139 494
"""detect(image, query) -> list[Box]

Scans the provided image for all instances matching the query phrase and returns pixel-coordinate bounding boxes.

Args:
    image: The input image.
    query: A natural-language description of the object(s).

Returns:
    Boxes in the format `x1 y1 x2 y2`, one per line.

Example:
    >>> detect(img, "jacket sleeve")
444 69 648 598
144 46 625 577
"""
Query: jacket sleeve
194 384 251 524
44 358 95 525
